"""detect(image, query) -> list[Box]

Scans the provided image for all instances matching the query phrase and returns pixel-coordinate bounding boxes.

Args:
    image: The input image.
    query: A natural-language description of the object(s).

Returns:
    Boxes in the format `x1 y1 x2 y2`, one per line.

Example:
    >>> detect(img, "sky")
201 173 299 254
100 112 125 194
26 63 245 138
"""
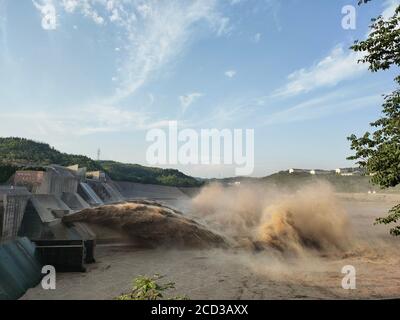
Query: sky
0 0 399 178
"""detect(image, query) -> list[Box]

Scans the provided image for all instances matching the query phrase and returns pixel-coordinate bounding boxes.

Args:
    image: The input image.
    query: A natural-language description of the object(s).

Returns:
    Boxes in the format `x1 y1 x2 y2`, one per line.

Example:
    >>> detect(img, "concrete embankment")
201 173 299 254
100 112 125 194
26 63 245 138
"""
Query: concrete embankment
0 237 43 300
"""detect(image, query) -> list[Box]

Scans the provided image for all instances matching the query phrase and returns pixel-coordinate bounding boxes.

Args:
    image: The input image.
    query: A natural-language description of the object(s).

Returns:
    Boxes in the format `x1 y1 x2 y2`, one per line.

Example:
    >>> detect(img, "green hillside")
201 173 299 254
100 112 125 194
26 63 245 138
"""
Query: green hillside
0 137 102 170
208 171 400 194
99 161 202 187
0 137 202 187
262 171 376 193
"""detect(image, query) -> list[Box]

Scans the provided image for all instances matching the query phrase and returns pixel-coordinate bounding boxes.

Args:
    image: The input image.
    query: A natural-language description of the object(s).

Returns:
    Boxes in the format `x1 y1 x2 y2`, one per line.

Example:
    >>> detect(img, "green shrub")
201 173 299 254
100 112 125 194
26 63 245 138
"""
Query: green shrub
116 274 188 300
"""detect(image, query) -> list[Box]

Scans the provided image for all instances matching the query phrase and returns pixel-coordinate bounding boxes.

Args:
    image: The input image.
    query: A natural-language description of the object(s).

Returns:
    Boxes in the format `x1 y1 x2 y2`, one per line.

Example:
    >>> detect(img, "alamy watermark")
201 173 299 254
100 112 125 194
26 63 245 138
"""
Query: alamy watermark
342 5 357 30
41 265 56 290
341 265 356 290
146 121 255 176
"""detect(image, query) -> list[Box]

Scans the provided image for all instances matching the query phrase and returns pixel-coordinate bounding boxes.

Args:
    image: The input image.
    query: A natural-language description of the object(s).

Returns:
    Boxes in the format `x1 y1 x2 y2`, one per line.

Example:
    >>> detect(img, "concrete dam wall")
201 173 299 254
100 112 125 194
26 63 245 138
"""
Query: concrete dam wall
78 182 104 206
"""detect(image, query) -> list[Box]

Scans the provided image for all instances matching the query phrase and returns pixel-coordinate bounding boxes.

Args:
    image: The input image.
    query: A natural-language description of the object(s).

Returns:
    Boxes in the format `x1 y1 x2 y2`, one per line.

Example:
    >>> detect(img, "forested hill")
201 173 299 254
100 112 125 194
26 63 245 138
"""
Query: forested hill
0 137 202 187
99 161 202 187
0 137 102 170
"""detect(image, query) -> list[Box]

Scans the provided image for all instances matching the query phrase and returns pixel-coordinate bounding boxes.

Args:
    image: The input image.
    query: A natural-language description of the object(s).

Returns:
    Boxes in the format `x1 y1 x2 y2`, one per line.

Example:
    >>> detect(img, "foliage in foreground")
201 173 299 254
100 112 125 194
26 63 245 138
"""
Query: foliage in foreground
116 275 189 300
348 2 400 235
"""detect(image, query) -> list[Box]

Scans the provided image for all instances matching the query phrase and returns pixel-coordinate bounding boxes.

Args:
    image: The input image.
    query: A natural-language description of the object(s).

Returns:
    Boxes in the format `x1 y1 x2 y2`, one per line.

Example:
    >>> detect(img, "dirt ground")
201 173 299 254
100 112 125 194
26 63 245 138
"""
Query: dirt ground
22 194 400 300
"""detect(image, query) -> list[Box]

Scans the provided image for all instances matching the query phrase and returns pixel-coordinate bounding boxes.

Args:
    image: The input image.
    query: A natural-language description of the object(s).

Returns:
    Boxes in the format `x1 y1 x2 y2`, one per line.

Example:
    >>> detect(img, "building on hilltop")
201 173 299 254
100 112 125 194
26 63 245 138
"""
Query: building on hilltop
86 170 106 182
335 168 365 176
288 168 333 175
288 168 310 174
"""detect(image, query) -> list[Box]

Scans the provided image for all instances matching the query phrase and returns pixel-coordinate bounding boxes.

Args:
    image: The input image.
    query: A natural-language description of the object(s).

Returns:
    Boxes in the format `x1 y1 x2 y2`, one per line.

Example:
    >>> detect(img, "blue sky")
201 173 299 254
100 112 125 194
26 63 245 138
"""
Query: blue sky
0 0 399 178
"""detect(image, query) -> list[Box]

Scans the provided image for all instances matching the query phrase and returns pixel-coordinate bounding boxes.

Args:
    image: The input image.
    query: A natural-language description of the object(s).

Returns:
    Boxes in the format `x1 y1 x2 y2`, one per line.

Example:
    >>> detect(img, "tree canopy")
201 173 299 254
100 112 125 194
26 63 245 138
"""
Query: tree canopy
348 3 400 235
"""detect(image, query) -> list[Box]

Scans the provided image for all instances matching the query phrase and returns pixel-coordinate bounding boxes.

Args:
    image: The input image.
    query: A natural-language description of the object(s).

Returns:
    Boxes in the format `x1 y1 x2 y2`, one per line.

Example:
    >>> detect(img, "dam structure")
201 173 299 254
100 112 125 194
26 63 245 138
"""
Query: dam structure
78 182 104 206
1 164 123 279
86 170 124 204
0 186 31 242
114 181 191 211
0 162 191 299
0 187 42 300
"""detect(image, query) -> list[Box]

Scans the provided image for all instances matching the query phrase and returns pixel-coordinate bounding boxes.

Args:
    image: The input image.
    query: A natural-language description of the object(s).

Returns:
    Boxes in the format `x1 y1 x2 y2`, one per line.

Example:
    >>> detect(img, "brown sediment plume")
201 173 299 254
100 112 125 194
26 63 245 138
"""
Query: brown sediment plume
64 182 354 255
256 184 352 255
63 201 227 249
191 182 353 255
190 183 268 238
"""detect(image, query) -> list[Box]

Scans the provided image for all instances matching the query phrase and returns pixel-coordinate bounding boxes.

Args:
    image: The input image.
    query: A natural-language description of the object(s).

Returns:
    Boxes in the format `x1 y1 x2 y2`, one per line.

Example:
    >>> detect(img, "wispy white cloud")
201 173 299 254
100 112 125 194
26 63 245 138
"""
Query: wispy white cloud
265 90 381 125
30 0 229 104
61 0 78 13
0 104 170 138
27 0 230 136
273 0 399 99
112 0 229 102
59 0 104 24
189 85 383 129
179 92 203 113
215 16 231 36
273 45 366 98
225 69 237 78
188 95 265 128
76 105 158 134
